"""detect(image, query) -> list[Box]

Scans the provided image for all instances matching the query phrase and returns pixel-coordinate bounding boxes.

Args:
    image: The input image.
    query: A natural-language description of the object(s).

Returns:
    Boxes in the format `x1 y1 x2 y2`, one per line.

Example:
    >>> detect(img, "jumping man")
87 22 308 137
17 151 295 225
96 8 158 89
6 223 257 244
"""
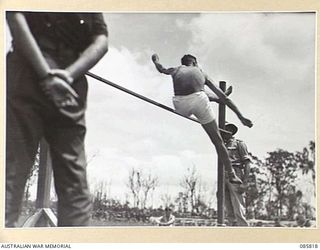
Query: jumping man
151 53 253 184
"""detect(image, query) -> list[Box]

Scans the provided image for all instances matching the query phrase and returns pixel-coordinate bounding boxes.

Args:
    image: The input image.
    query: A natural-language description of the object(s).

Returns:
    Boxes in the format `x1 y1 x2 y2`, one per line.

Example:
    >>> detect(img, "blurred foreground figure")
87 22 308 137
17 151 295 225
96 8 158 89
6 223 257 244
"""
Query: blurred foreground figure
6 11 108 227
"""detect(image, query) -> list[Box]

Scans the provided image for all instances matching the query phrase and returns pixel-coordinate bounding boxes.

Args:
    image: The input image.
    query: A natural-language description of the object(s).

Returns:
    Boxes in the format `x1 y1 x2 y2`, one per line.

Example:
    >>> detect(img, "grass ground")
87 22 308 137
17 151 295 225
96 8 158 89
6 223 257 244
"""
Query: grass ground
90 218 151 227
17 213 315 228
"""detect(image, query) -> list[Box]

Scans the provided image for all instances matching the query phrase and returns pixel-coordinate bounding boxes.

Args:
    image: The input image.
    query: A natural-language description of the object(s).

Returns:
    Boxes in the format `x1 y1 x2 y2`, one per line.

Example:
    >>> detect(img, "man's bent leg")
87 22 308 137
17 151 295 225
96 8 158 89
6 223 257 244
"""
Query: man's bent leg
46 122 91 227
201 120 242 184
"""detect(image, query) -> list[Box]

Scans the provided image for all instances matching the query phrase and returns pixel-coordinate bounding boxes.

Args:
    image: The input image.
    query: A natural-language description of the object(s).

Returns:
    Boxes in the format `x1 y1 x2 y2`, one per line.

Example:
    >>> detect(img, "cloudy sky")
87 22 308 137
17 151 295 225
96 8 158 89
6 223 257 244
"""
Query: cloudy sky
6 12 316 207
84 12 315 205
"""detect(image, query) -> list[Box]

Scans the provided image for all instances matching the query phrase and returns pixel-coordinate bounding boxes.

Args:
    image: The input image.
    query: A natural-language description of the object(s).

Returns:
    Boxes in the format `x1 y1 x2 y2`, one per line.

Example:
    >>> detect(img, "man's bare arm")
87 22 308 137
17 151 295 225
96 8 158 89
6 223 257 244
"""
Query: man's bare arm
65 34 108 82
7 12 50 79
205 78 253 128
151 54 176 75
50 34 108 85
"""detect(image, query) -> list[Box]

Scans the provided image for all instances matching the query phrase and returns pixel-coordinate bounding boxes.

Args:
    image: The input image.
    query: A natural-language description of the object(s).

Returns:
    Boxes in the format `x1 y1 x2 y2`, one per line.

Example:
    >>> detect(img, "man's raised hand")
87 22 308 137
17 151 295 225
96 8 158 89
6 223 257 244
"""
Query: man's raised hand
240 116 253 128
151 53 159 63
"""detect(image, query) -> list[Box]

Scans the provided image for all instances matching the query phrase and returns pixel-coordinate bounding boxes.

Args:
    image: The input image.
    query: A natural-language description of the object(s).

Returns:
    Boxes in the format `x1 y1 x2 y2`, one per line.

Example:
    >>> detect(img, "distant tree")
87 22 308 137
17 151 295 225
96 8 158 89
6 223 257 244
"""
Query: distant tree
265 149 297 219
92 179 113 218
244 142 315 221
180 166 199 213
175 192 188 213
127 168 158 209
194 180 214 216
127 168 142 208
286 189 303 220
94 180 111 203
141 173 159 209
295 141 315 196
205 182 217 210
245 153 270 219
160 193 173 208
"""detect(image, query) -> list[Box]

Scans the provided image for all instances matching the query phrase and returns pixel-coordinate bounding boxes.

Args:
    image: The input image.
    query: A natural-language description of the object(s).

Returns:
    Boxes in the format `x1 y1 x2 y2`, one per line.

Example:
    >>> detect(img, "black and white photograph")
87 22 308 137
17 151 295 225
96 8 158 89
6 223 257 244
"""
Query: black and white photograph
5 11 316 230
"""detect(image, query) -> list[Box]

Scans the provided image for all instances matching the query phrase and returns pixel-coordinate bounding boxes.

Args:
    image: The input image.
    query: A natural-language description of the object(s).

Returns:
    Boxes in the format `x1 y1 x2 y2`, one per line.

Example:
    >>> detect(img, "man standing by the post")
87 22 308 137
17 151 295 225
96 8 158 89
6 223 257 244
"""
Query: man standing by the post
221 123 251 226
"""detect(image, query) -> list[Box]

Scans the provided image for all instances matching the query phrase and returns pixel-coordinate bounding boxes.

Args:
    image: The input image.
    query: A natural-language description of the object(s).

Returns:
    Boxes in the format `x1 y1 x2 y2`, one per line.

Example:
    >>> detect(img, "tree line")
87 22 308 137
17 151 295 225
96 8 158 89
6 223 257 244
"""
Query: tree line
22 141 315 223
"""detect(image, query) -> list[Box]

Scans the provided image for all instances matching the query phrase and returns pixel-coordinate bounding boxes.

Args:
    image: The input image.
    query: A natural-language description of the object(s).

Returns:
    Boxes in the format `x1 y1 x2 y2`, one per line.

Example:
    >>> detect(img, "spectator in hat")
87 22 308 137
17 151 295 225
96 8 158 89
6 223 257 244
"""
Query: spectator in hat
221 123 251 226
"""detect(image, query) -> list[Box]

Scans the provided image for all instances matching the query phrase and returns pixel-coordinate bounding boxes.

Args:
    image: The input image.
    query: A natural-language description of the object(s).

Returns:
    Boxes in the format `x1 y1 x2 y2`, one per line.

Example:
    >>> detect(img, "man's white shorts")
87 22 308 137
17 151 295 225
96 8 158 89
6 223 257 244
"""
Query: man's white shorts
172 91 215 125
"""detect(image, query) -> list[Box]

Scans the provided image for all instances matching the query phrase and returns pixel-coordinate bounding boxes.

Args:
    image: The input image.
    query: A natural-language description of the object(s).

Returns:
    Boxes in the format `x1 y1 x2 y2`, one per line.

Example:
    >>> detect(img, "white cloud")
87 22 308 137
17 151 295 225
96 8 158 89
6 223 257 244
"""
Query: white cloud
179 13 315 158
85 12 316 204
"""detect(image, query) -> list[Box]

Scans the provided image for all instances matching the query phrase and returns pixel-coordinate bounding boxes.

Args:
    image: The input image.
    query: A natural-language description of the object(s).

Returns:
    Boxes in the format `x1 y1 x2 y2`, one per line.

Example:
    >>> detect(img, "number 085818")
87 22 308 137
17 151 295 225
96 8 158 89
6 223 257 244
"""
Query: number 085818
300 244 318 248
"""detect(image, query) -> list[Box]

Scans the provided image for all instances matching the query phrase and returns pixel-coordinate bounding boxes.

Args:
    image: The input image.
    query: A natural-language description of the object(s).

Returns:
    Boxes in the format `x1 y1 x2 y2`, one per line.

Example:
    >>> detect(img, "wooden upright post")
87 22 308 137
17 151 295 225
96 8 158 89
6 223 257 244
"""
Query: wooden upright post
36 140 52 209
217 81 226 226
23 139 57 227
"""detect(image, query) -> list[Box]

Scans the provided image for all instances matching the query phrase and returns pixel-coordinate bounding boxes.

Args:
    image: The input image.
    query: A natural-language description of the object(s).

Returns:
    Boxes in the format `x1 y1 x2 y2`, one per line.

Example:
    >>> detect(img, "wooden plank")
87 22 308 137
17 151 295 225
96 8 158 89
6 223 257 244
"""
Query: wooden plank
23 139 57 227
36 139 53 209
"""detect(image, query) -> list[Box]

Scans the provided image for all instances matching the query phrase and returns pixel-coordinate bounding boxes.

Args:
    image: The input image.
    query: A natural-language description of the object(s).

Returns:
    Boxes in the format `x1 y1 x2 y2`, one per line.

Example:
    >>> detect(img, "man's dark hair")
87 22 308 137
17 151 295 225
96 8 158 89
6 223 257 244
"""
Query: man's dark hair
181 54 197 66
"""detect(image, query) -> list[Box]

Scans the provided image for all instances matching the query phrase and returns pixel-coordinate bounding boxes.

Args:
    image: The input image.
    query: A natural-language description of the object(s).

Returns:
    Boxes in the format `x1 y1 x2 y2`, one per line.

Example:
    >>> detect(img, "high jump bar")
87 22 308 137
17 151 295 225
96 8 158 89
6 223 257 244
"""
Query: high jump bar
86 71 231 134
